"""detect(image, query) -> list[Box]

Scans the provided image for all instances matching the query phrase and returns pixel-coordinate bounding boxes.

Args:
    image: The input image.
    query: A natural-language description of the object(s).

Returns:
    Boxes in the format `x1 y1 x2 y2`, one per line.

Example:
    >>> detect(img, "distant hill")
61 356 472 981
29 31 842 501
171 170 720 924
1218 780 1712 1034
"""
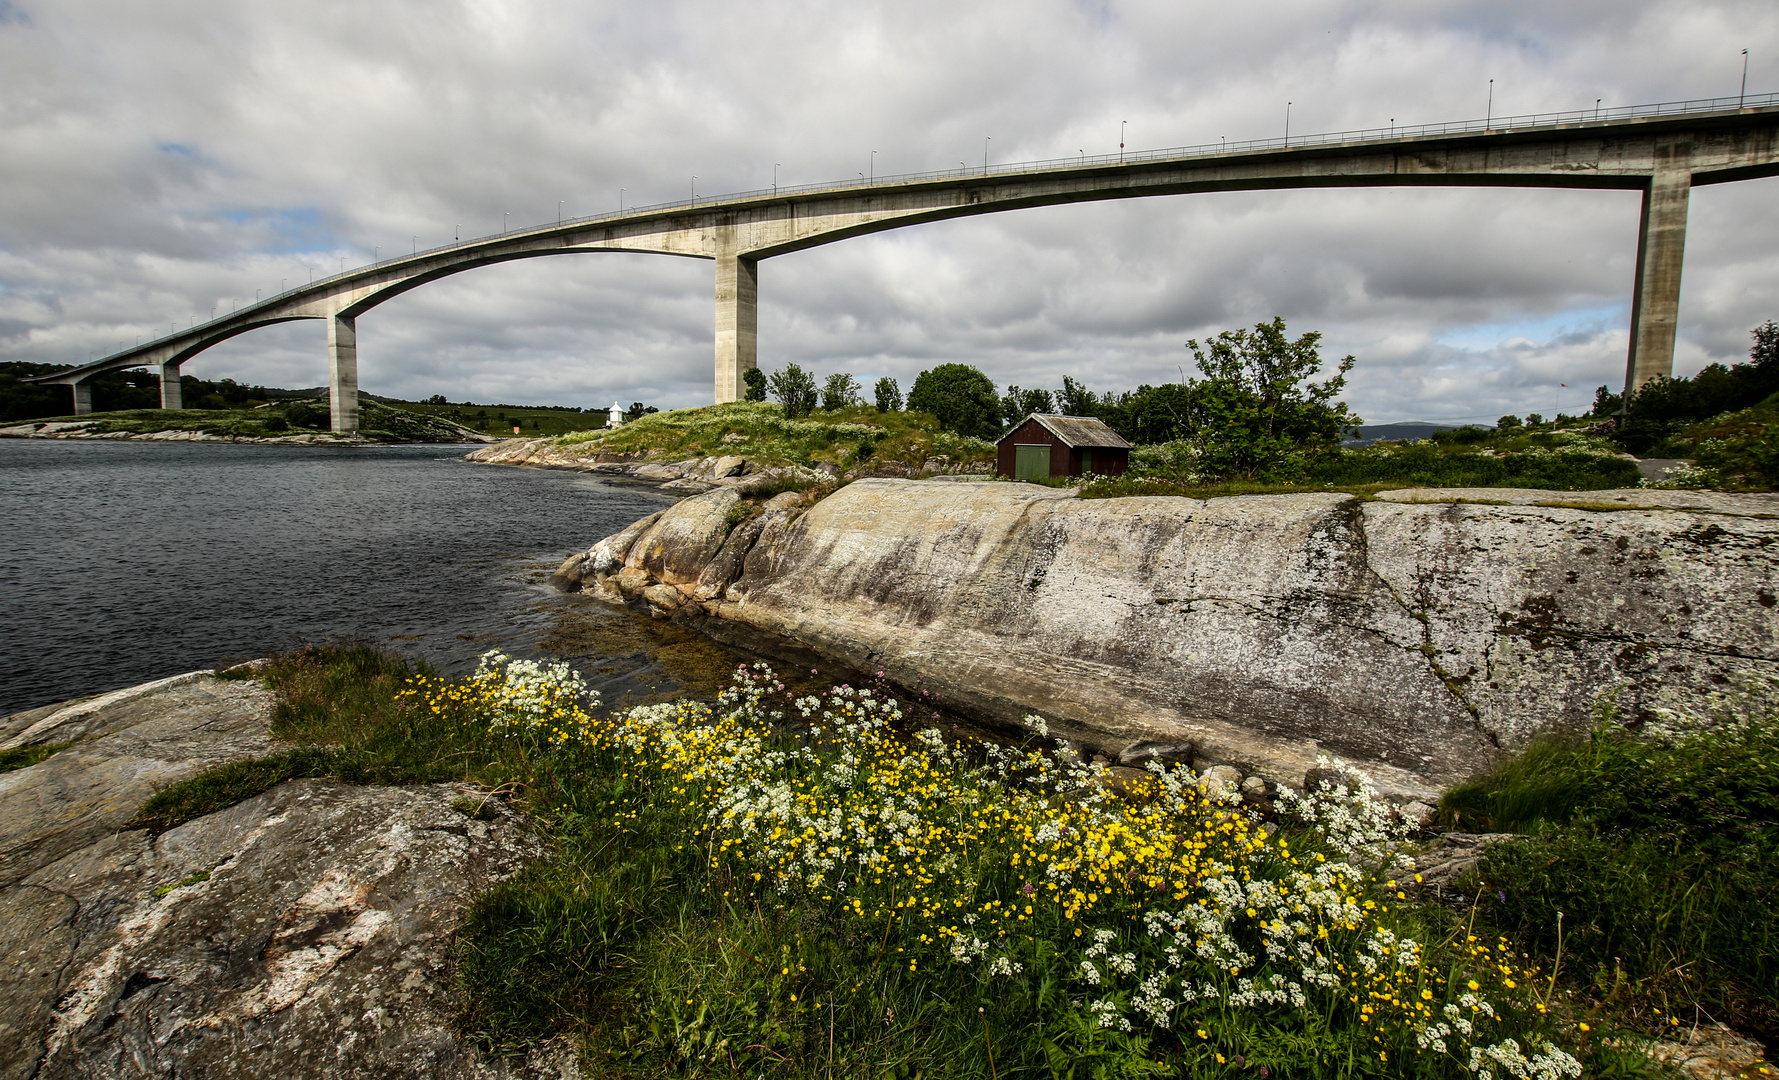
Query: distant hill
1342 422 1474 446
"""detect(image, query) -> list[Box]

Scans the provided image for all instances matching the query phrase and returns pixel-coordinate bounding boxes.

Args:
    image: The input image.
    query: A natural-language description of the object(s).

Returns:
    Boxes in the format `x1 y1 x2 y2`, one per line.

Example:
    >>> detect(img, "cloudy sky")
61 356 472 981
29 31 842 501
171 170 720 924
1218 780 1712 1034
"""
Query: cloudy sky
2 0 1775 424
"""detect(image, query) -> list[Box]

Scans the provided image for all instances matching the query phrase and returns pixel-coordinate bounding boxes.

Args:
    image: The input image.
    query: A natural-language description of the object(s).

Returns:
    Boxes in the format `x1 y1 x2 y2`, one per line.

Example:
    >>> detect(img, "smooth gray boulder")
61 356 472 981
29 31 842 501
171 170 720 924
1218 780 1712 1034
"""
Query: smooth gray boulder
1 674 280 888
573 479 1779 800
0 675 554 1080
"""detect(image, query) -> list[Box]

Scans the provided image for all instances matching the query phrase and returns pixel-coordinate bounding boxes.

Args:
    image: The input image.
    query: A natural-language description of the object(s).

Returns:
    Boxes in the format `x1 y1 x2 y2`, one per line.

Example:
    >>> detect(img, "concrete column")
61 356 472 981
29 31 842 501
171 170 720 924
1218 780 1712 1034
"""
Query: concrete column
71 381 92 415
1624 164 1691 393
714 253 758 404
160 361 183 410
327 313 359 434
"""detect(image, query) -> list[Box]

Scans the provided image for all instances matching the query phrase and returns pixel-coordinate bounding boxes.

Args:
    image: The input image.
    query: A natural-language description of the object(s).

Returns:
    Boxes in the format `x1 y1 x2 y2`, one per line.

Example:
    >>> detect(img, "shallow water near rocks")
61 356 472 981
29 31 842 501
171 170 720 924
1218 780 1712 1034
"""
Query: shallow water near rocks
0 439 777 715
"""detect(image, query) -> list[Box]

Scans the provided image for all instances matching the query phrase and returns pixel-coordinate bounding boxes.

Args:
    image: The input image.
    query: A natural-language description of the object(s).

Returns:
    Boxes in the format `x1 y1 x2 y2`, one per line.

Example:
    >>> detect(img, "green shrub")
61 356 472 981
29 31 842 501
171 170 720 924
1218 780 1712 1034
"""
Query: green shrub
907 363 1002 439
1442 690 1779 1036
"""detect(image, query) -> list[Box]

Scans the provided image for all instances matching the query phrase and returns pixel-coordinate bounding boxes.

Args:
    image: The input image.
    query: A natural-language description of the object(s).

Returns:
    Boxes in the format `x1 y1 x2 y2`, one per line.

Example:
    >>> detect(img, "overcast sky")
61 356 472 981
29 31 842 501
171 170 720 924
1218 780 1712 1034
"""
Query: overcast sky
2 0 1775 424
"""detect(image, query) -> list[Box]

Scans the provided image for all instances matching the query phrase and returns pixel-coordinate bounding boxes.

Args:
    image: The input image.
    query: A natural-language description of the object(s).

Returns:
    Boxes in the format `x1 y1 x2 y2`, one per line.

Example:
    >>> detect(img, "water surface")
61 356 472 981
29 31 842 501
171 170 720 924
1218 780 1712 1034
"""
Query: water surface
0 440 754 715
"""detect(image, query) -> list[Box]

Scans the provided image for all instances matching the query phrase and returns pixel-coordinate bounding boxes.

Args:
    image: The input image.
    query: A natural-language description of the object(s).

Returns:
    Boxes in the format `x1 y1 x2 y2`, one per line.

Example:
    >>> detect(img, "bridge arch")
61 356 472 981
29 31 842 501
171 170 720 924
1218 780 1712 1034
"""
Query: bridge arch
26 96 1779 431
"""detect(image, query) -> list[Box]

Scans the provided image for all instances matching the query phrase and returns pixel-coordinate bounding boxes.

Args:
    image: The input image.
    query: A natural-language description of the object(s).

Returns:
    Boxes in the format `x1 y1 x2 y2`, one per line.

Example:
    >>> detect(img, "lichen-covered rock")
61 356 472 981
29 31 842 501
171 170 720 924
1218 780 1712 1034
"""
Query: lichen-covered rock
577 479 1779 799
625 488 739 586
0 674 555 1080
0 674 280 888
5 780 543 1080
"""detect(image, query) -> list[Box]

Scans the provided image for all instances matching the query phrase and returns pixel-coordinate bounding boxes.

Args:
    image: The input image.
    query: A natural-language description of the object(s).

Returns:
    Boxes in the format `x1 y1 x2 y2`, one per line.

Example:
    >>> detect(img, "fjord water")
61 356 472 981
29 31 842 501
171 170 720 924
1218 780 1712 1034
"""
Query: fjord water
0 440 717 715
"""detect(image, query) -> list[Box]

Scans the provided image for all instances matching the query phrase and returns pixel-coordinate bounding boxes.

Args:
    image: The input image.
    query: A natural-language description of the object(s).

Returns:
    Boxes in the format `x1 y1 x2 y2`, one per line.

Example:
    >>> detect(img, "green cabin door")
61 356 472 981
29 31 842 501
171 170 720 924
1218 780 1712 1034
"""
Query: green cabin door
1014 444 1050 481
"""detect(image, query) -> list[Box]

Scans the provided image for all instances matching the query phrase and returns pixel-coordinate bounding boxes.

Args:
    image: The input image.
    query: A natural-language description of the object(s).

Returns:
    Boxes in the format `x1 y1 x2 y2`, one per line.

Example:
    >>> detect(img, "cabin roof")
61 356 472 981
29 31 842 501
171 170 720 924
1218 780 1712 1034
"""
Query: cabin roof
999 413 1133 450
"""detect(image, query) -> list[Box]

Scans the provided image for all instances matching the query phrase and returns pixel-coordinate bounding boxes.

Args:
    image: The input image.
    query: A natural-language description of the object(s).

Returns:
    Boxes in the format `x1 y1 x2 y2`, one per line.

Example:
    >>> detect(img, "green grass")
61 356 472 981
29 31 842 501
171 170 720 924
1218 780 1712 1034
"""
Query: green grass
1440 698 1779 1042
397 399 607 437
1084 433 1643 500
0 741 72 773
124 644 495 834
1658 393 1779 490
553 401 996 475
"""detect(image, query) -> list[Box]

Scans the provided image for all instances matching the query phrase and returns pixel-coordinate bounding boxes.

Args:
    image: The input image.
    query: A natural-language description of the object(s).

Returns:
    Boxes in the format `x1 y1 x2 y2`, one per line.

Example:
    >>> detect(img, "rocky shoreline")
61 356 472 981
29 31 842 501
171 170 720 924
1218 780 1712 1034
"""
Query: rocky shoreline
0 420 494 445
464 435 987 492
0 670 554 1080
550 478 1779 803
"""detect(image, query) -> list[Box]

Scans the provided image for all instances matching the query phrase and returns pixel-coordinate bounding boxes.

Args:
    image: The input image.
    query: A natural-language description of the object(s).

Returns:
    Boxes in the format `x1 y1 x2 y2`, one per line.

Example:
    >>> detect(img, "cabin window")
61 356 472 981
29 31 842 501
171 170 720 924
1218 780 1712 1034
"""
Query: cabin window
1014 444 1050 481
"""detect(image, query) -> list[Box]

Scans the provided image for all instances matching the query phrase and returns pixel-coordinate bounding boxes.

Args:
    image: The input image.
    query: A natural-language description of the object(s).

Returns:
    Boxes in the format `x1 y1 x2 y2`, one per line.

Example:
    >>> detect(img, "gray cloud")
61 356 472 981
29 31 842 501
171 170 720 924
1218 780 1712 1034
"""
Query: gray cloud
2 0 1776 423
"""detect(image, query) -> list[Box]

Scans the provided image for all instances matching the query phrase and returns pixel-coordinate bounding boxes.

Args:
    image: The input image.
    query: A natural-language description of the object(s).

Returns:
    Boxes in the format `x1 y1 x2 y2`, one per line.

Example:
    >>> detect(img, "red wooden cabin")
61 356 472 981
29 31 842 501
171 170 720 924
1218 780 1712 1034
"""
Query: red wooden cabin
995 414 1131 481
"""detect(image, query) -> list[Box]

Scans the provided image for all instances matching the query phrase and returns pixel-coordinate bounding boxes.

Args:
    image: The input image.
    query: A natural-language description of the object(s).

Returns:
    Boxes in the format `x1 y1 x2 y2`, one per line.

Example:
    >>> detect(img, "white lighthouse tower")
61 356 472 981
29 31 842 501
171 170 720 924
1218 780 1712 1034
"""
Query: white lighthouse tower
608 401 626 428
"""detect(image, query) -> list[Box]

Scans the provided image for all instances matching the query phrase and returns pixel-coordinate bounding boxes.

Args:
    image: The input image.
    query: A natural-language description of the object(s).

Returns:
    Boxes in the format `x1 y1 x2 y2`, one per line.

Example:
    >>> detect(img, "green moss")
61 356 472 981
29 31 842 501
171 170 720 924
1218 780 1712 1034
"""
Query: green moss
0 741 72 773
152 869 211 898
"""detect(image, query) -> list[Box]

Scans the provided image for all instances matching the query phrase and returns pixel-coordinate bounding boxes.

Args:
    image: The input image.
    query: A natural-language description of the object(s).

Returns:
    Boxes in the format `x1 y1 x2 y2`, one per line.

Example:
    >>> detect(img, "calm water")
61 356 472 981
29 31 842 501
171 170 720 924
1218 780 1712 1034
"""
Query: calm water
0 440 756 716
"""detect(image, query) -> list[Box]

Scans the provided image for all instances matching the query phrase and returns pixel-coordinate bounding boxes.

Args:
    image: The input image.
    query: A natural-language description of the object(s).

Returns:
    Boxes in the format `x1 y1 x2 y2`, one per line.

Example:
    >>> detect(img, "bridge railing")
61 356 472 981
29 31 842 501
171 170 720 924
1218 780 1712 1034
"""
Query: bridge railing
75 90 1778 372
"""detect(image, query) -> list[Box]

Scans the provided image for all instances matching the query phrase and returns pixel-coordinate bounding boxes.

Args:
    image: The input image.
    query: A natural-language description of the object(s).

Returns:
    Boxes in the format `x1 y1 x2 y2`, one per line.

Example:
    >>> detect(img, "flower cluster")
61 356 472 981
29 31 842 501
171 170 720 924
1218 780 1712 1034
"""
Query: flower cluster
407 649 598 747
430 654 1580 1078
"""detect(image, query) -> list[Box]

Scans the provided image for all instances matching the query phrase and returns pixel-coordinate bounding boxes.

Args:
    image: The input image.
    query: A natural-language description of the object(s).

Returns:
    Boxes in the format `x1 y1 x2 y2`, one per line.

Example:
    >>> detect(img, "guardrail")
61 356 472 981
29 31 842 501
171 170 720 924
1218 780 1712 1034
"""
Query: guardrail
72 89 1779 371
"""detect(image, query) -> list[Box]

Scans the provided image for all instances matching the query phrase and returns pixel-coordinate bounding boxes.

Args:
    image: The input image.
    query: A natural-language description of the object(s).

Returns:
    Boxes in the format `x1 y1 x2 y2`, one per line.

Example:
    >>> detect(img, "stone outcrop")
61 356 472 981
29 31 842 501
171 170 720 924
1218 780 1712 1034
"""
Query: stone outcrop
553 480 1779 801
1 675 549 1080
465 437 987 491
465 438 826 494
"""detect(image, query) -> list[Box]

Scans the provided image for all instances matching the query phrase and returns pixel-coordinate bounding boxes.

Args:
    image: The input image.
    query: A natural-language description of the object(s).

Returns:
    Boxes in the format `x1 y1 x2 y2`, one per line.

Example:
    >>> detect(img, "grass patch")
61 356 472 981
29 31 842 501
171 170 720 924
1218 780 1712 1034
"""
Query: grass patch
1440 694 1779 1041
123 642 504 834
435 658 1598 1077
553 401 995 475
0 740 73 773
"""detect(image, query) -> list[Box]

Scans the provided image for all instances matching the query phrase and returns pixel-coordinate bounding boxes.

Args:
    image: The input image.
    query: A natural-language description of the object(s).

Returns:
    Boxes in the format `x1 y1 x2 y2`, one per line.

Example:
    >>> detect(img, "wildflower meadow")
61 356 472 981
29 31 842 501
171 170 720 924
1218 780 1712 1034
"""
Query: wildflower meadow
430 651 1591 1079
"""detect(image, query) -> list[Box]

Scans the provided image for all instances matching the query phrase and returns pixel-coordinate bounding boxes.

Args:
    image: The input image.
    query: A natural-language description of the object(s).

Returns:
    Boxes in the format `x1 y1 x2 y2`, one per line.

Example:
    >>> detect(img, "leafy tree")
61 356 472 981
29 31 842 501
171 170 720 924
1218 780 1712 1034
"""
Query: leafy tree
1590 386 1622 417
820 372 861 411
907 363 1001 439
742 367 767 402
624 402 658 423
999 385 1054 427
768 363 818 418
1107 383 1194 444
1524 413 1545 427
873 376 903 413
1496 414 1522 430
425 394 448 405
1614 320 1779 452
1177 317 1360 480
1054 376 1098 417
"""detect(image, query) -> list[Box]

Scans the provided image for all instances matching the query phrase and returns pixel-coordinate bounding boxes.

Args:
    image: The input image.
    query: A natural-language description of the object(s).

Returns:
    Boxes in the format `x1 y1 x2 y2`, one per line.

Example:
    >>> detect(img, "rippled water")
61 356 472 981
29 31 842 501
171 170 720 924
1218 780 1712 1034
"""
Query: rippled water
0 440 761 715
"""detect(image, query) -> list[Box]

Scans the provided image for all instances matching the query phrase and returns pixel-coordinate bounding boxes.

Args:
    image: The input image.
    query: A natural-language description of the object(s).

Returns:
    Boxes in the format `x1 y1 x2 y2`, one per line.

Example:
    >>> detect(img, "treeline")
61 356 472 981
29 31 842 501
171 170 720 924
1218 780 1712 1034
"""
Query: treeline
744 318 1359 482
1608 321 1779 453
0 363 281 422
748 317 1359 446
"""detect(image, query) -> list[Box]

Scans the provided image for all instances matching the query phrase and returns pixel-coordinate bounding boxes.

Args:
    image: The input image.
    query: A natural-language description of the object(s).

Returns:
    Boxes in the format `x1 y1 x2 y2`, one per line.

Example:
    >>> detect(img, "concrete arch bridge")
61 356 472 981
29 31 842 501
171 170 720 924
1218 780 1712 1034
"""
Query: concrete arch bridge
29 92 1779 433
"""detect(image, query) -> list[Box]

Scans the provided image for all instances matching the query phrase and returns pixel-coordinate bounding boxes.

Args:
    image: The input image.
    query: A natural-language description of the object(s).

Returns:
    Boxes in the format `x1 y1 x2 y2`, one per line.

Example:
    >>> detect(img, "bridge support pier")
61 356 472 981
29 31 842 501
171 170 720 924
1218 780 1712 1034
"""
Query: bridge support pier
1625 164 1691 393
714 253 758 404
71 381 92 415
328 313 359 434
160 361 183 410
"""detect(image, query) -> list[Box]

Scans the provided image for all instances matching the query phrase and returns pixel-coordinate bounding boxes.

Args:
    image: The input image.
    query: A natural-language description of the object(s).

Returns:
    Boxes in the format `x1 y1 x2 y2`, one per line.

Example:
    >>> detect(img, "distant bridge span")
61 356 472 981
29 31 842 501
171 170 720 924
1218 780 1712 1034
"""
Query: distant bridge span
30 93 1779 432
